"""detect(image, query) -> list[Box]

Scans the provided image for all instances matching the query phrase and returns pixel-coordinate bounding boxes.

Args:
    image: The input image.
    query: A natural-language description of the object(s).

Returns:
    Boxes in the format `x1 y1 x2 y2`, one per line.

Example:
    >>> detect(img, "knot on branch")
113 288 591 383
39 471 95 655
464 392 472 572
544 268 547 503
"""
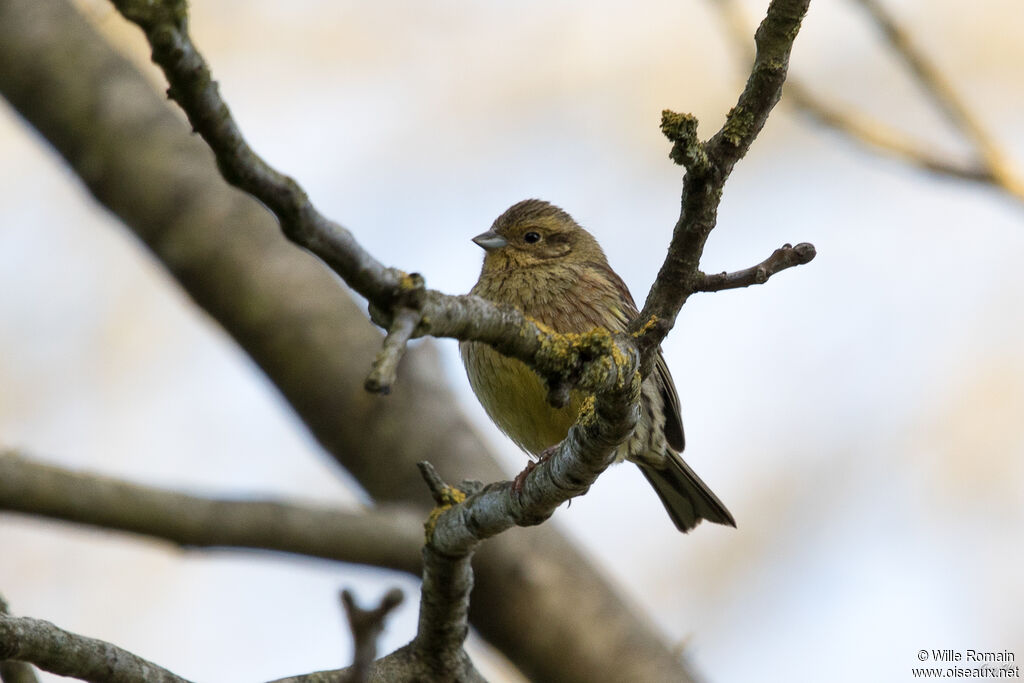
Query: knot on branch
365 271 427 394
661 109 710 174
533 326 636 408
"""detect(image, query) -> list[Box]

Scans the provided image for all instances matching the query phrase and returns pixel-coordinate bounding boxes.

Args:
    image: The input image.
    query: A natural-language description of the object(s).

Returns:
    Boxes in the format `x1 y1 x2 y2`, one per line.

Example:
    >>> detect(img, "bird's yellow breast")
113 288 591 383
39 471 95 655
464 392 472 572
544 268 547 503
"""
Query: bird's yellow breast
460 341 584 456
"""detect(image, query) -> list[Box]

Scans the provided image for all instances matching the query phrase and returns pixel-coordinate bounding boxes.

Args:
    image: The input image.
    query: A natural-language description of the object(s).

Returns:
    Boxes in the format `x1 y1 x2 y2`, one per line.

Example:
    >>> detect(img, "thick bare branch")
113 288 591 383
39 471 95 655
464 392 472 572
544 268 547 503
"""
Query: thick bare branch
0 452 423 575
0 614 189 683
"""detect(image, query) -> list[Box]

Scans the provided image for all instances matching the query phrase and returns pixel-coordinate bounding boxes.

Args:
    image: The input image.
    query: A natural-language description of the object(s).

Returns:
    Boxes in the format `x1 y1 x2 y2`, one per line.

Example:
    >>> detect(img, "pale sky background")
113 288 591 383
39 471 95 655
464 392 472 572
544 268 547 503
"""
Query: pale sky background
1 1 1022 681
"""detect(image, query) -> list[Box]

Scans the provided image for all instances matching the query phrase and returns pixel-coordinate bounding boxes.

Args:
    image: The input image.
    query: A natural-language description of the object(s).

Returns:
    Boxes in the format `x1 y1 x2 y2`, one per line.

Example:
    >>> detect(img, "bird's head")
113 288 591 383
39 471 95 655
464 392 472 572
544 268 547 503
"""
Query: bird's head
473 199 606 272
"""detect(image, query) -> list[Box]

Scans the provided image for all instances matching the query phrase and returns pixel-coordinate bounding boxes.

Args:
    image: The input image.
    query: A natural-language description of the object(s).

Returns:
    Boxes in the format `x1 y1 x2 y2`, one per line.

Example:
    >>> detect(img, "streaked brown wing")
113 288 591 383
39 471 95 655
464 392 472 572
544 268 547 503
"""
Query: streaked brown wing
585 261 686 452
655 352 685 451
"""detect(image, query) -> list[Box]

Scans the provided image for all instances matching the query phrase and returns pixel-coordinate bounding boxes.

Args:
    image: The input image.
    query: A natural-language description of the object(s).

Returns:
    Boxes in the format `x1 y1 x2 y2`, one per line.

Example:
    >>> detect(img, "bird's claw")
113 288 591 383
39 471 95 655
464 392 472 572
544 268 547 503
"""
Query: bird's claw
511 445 558 497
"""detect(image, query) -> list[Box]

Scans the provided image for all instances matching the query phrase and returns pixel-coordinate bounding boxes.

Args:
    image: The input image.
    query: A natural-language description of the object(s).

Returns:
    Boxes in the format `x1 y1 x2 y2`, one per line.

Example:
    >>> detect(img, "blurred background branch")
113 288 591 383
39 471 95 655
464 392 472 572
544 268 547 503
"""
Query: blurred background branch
0 451 424 575
714 0 1024 202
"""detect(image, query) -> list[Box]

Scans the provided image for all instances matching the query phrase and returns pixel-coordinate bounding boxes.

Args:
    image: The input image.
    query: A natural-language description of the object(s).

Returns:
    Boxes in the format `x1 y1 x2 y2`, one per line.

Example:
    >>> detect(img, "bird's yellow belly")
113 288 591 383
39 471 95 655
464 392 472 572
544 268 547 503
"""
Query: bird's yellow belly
461 341 583 456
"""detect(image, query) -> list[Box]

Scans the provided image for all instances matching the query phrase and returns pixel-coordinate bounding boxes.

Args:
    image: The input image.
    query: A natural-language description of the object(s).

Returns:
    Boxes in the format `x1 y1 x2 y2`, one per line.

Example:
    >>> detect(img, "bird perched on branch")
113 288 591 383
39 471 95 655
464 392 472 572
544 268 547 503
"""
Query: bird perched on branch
460 199 735 533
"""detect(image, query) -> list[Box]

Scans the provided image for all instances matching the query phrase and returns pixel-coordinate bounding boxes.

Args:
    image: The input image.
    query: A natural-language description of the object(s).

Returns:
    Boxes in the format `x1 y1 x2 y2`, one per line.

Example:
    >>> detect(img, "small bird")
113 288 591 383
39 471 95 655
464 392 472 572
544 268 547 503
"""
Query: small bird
460 199 735 533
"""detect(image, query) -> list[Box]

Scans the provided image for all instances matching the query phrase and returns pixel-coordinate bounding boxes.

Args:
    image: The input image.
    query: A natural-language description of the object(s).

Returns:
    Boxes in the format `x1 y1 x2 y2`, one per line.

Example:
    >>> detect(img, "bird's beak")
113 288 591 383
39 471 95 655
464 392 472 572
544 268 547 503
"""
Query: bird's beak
472 230 508 251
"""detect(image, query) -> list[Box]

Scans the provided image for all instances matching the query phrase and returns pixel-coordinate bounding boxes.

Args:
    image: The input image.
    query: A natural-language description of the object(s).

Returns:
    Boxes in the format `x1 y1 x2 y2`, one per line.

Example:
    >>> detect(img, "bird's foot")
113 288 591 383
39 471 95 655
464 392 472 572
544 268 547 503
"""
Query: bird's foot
512 445 558 496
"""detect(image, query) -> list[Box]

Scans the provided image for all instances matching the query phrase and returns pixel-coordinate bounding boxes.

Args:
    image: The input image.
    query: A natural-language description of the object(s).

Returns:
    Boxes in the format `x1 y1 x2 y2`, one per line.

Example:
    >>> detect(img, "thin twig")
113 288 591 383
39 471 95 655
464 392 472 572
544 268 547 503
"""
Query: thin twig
697 243 817 292
339 589 404 683
364 307 422 394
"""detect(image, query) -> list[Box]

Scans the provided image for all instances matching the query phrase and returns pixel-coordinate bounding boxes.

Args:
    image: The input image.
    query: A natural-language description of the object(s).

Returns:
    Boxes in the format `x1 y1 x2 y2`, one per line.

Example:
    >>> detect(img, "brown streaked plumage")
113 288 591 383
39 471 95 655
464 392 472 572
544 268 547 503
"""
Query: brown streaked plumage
460 199 735 532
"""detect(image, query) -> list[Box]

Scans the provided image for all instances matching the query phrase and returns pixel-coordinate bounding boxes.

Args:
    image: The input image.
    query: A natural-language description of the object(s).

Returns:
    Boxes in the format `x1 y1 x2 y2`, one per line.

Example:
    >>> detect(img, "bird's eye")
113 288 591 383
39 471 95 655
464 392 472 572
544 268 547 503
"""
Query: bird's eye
523 231 541 244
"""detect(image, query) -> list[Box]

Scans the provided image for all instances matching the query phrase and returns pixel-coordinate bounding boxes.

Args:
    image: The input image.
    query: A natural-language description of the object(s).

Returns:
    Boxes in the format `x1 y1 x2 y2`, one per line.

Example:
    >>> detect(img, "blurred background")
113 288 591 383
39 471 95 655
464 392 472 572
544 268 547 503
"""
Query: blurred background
1 0 1021 681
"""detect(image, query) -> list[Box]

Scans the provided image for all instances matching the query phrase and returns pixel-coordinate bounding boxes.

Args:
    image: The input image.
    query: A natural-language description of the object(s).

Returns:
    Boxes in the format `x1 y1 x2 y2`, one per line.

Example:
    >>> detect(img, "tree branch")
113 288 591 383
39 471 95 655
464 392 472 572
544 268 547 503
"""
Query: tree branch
422 368 641 554
107 0 637 405
697 242 817 293
851 0 1024 199
0 613 190 683
339 589 404 683
0 0 699 675
268 575 483 683
0 451 423 575
713 0 1024 202
0 597 39 683
364 306 422 394
635 0 813 365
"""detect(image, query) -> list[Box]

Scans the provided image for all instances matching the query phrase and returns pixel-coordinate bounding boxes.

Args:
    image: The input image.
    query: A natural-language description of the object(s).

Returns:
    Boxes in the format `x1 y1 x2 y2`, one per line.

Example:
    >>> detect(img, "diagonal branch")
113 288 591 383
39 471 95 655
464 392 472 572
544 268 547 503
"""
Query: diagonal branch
108 0 637 404
713 0 1024 201
851 0 1024 200
0 613 190 683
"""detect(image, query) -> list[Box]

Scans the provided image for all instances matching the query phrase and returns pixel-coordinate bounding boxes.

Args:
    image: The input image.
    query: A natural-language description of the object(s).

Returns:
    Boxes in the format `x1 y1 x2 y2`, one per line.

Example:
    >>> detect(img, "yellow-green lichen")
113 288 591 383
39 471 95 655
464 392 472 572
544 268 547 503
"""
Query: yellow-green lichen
576 395 598 427
723 106 755 146
632 315 659 337
424 485 466 541
532 325 633 391
398 271 425 292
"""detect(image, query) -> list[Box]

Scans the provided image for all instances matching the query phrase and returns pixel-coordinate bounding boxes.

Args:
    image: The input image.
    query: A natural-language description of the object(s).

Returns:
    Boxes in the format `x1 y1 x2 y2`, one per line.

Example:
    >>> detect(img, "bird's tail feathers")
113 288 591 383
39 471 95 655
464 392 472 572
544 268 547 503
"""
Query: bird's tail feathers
637 453 736 533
